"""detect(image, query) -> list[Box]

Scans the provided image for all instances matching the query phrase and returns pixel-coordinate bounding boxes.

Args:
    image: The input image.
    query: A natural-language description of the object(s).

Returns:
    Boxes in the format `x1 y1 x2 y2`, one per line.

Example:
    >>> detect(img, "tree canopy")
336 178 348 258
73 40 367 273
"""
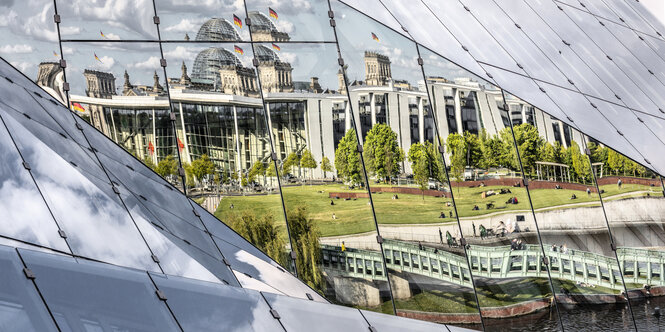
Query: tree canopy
363 124 404 182
334 129 363 186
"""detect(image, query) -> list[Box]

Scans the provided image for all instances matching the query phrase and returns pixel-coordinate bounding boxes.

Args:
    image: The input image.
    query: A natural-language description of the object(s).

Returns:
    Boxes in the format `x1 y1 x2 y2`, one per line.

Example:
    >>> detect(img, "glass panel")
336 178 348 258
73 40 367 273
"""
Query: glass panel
0 104 160 272
614 0 665 38
0 245 58 332
336 6 484 327
252 41 385 306
150 273 284 331
19 248 180 332
55 0 158 40
0 110 69 251
334 0 492 83
597 146 665 331
458 0 570 89
562 6 665 114
494 0 643 113
525 0 663 119
0 0 65 99
421 56 560 329
360 309 447 331
245 0 334 41
508 97 636 329
154 0 250 41
262 291 371 331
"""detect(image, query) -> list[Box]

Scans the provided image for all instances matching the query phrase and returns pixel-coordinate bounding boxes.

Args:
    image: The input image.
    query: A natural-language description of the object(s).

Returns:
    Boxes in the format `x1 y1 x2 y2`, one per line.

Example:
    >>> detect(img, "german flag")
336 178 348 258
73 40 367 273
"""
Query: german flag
269 7 278 19
70 102 85 113
53 51 59 58
100 30 106 38
177 138 184 151
233 14 242 28
272 43 280 51
371 32 379 42
234 45 244 55
94 52 102 63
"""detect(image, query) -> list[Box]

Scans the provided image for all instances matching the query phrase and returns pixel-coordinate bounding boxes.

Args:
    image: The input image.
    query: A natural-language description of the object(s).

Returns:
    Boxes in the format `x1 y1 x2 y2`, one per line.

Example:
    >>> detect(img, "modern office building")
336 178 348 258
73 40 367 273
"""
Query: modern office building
1 0 665 331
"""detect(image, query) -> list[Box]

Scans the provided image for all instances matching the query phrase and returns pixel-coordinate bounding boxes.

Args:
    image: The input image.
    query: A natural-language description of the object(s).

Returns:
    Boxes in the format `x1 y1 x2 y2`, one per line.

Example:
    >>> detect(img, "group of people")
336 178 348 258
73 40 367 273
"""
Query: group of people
510 238 525 250
391 194 399 200
439 211 453 218
551 243 569 254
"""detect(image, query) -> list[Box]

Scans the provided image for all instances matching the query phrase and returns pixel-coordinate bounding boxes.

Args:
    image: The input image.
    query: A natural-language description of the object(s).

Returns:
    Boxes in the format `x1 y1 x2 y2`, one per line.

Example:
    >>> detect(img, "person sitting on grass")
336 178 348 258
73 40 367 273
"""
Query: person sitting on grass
570 193 577 200
472 205 480 211
439 211 446 218
330 200 335 205
332 213 337 220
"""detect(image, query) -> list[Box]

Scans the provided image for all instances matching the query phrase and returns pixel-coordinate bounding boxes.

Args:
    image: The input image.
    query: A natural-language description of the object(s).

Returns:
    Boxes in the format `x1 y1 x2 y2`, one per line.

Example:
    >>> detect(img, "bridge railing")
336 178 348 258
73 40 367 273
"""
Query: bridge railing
320 241 665 290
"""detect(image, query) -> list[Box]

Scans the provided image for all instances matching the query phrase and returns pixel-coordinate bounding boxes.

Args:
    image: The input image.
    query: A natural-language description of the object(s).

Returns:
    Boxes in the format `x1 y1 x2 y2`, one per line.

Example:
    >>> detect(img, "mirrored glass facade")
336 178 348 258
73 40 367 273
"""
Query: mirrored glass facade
1 0 664 330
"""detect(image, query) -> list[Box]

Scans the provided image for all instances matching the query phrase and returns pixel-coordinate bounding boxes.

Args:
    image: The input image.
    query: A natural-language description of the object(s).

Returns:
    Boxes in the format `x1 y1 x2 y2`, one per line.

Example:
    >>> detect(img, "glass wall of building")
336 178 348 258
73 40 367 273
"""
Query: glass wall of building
252 40 391 310
332 1 485 329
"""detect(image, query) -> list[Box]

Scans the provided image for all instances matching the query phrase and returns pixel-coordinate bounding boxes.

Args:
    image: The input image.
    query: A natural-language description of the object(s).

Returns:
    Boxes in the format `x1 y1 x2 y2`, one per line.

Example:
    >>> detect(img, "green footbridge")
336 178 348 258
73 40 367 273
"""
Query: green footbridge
321 240 665 290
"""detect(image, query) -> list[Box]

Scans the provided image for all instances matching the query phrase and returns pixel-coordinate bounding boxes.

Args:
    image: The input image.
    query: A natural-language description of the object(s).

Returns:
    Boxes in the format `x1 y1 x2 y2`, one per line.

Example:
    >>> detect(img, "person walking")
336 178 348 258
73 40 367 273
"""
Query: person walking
618 178 622 189
473 222 477 237
439 228 444 244
341 241 346 252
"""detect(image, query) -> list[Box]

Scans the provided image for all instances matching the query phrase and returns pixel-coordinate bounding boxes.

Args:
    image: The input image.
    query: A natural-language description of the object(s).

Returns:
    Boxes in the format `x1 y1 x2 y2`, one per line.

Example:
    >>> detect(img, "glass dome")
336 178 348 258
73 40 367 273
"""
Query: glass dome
191 47 242 86
248 11 278 32
254 45 281 62
195 18 241 41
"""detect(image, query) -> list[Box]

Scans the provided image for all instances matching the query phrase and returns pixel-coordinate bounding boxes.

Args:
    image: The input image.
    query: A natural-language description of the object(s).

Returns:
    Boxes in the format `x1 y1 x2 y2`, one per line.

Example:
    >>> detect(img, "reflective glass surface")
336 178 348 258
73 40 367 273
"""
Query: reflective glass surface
55 0 159 40
154 0 249 41
20 248 180 332
0 110 69 251
262 291 371 331
0 245 58 332
597 147 665 331
150 273 285 331
360 309 446 332
0 0 63 95
509 101 636 329
0 106 160 272
245 0 335 41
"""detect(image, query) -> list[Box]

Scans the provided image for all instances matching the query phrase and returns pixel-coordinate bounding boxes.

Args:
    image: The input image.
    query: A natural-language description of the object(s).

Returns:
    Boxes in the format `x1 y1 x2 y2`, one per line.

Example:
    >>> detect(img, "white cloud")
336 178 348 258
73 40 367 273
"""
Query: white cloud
0 44 33 54
129 56 161 70
102 32 121 40
92 56 115 71
60 0 157 39
158 0 243 13
62 46 75 55
274 19 294 34
165 18 206 33
9 60 31 73
163 46 199 62
60 26 82 35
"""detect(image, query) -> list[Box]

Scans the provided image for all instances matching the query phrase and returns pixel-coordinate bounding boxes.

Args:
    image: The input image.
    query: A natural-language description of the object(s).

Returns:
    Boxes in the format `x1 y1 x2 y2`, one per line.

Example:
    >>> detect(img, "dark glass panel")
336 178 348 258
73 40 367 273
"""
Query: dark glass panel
0 245 59 332
150 273 285 331
20 248 180 332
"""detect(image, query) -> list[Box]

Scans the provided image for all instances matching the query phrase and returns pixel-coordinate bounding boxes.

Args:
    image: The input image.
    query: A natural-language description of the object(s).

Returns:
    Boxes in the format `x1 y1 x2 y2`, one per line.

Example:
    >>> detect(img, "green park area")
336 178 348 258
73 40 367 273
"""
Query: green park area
214 182 659 238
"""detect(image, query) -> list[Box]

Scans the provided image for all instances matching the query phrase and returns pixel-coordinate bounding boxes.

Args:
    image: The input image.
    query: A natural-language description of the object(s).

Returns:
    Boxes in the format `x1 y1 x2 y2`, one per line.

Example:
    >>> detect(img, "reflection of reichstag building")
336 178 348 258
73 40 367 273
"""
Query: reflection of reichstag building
48 17 583 179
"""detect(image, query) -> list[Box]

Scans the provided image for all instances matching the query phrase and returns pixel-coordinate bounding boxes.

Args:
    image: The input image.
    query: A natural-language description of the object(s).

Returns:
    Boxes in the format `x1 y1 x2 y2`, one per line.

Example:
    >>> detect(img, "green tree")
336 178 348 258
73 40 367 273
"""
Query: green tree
334 129 363 186
247 161 266 183
182 162 196 189
282 152 300 176
408 141 442 200
320 156 333 179
539 142 558 163
447 133 466 193
479 129 503 169
156 154 178 178
228 211 288 267
190 154 216 183
607 149 624 175
265 162 278 188
511 123 544 175
569 141 591 184
363 124 404 183
287 206 324 292
463 132 483 168
300 149 317 184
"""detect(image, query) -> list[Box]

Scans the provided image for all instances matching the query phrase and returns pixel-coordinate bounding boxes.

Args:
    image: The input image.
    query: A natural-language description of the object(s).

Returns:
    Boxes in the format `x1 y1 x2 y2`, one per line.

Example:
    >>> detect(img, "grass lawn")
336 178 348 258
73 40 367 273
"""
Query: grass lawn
213 183 657 238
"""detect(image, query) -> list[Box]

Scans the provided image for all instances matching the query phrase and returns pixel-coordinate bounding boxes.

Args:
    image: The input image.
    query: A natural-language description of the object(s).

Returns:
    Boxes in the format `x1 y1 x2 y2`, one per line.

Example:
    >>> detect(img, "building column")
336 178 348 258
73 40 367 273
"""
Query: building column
453 89 463 134
418 97 425 144
370 93 376 126
232 105 242 178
